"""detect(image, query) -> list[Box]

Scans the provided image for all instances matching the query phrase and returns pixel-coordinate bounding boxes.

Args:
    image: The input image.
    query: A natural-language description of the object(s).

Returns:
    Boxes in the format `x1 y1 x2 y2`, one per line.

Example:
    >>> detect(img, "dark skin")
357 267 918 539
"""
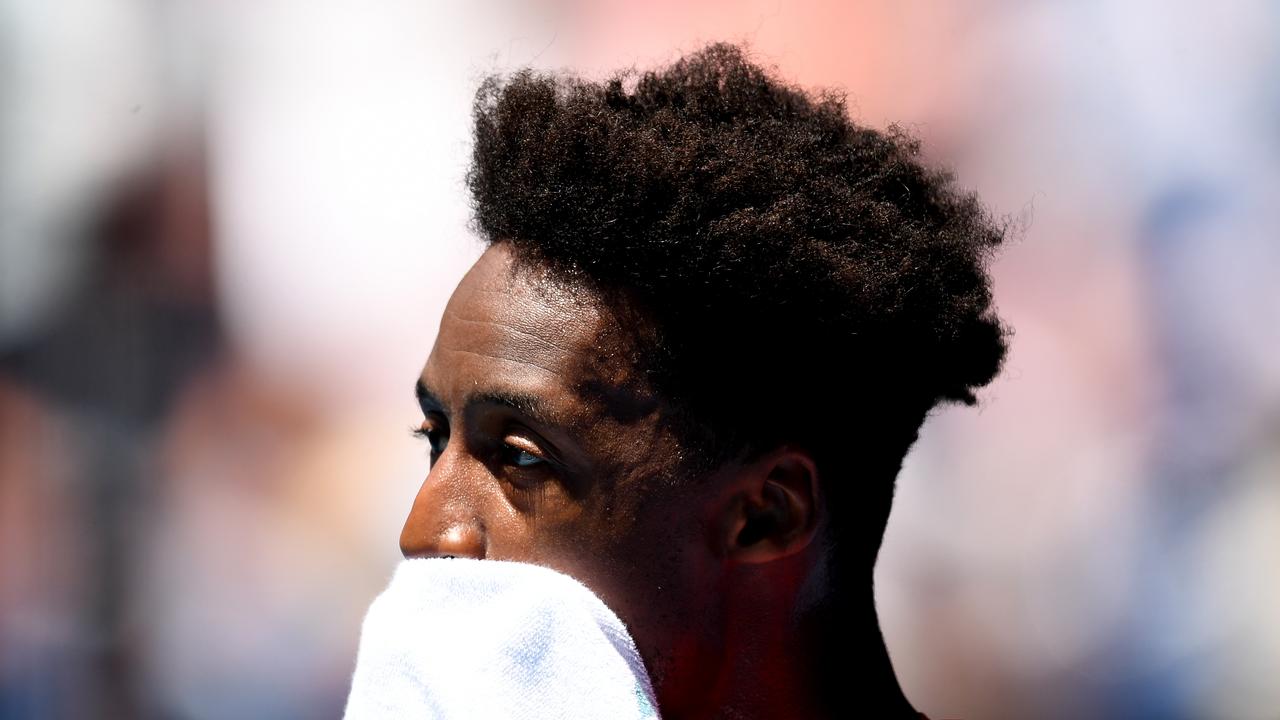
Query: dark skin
401 241 920 719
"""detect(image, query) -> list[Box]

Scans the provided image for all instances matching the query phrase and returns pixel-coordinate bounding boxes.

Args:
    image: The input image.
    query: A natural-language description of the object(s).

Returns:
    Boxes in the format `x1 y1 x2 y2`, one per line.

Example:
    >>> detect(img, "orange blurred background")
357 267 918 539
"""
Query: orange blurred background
2 2 1277 718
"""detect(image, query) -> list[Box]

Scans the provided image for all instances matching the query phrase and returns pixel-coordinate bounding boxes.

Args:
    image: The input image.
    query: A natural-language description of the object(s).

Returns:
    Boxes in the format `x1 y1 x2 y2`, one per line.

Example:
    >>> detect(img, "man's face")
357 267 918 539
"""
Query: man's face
401 242 722 690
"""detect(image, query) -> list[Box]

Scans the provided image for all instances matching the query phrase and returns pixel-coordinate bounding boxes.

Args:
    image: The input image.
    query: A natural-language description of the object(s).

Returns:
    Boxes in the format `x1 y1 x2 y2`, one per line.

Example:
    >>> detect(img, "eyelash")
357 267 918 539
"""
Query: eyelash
410 425 449 458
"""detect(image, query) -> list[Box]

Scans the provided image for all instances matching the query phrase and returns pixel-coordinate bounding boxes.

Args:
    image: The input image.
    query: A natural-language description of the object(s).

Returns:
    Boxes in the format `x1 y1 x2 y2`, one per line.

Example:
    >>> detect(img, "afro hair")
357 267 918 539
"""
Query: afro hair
466 43 1009 516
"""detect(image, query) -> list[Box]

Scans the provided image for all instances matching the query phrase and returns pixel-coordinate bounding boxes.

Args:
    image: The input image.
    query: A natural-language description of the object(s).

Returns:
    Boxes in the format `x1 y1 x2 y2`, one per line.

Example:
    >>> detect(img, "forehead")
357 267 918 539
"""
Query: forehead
423 244 641 421
448 248 603 351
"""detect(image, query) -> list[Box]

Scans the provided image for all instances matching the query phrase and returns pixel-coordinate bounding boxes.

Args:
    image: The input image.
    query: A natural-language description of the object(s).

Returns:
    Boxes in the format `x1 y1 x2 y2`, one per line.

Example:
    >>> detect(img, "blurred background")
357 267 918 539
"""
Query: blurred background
1 1 1277 718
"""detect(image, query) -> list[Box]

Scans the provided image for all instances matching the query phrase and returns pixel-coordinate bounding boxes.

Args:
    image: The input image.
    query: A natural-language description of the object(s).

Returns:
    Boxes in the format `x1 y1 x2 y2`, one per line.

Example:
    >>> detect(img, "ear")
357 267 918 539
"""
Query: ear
716 447 822 564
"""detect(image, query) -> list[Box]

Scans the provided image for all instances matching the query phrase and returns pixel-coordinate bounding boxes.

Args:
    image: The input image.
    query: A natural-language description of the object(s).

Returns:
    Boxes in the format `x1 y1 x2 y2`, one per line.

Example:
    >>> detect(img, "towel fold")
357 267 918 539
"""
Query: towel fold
344 558 661 719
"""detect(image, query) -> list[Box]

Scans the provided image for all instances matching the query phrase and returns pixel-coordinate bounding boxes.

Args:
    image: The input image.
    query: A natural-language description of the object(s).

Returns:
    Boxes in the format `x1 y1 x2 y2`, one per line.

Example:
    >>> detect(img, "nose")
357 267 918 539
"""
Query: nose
399 458 487 560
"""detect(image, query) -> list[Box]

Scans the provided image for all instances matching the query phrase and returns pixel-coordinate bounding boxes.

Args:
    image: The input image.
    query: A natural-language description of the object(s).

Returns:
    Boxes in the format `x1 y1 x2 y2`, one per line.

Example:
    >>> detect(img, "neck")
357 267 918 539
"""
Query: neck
802 578 920 719
664 564 919 720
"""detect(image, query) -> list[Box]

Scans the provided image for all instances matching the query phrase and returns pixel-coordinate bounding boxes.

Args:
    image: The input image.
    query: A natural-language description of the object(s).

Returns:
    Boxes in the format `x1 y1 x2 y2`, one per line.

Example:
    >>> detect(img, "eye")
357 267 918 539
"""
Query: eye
500 435 549 469
501 442 546 468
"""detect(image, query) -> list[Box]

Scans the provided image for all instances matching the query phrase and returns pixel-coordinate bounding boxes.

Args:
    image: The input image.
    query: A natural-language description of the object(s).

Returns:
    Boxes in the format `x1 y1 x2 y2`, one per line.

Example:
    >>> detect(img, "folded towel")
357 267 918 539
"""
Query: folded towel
344 558 662 719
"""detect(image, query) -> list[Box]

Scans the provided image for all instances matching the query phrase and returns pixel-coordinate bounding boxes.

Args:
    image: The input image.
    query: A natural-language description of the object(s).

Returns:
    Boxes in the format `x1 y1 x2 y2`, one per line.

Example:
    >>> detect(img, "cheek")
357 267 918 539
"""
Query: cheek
481 489 585 563
497 476 584 523
566 432 710 602
578 503 721 697
498 487 669 605
588 481 714 608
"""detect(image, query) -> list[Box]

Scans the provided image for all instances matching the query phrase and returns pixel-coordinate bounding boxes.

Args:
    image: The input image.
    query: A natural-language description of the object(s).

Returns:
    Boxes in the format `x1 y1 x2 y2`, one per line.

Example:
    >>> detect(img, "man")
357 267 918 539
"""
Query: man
397 43 1007 719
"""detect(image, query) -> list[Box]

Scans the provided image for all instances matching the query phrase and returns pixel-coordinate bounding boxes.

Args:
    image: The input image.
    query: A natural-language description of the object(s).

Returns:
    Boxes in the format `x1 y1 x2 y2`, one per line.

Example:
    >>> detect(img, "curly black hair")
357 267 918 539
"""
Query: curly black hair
467 43 1008 560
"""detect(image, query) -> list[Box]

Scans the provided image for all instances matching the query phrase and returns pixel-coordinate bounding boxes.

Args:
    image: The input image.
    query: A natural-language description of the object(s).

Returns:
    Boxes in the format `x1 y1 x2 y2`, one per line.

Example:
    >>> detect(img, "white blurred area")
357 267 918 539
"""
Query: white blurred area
2 2 569 717
1 1 1277 719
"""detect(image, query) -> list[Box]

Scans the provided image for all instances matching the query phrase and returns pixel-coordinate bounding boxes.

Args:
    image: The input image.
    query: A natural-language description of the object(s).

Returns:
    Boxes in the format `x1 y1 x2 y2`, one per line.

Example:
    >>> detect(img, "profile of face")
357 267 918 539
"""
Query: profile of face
400 242 714 694
401 242 825 712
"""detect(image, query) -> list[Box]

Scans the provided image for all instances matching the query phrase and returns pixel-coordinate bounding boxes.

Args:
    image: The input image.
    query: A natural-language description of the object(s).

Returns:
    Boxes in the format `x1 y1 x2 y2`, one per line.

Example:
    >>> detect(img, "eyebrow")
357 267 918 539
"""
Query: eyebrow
415 379 564 429
415 380 445 414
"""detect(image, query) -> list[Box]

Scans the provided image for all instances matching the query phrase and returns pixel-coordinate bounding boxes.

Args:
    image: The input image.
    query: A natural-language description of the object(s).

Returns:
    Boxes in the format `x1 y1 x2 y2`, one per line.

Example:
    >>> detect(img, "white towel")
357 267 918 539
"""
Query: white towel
344 558 662 719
